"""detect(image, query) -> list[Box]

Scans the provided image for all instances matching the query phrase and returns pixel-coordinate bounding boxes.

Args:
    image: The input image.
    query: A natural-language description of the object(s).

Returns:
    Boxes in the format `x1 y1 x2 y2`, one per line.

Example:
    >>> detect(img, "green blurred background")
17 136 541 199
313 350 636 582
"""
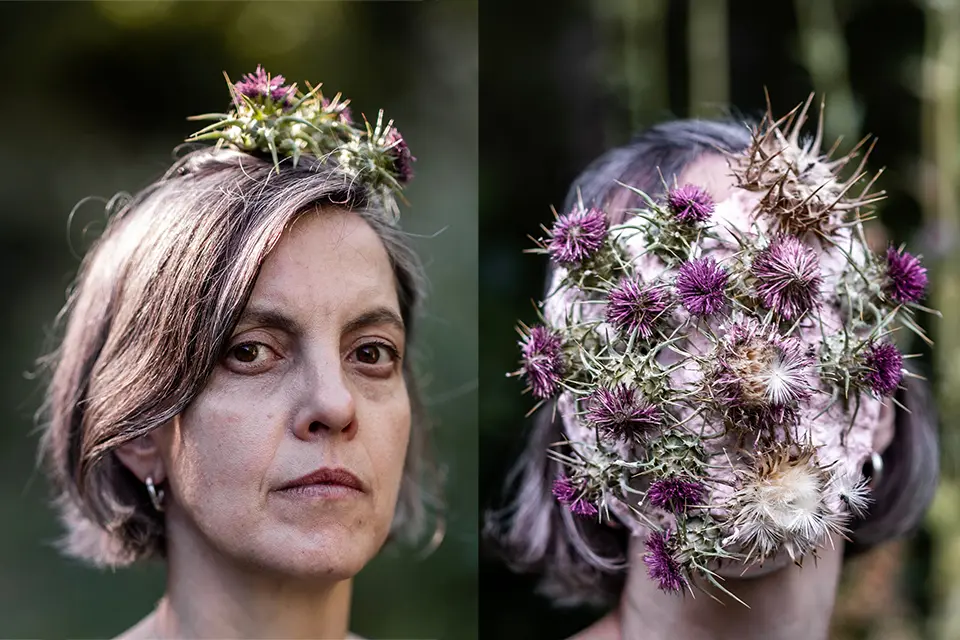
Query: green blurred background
0 2 477 639
480 1 959 639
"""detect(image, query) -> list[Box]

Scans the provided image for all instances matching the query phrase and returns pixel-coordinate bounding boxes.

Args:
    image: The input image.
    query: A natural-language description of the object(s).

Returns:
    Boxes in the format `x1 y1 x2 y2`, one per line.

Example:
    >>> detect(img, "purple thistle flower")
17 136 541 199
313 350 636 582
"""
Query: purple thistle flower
519 326 565 400
643 531 687 593
551 476 576 504
271 86 295 104
885 246 927 304
676 257 729 316
751 235 822 320
234 65 295 107
647 477 706 514
570 497 599 518
547 207 609 266
605 278 670 340
586 384 662 443
863 342 903 396
552 475 596 517
667 184 714 224
386 128 416 184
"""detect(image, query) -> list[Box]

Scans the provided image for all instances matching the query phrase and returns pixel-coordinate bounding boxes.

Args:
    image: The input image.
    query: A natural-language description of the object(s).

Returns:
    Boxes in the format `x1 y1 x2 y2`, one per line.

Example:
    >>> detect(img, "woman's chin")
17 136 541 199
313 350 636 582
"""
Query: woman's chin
258 552 369 582
229 531 381 583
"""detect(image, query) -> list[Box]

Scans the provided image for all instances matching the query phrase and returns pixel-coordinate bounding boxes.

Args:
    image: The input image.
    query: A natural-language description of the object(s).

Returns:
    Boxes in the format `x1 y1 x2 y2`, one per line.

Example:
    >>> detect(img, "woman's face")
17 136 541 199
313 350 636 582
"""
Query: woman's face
157 209 411 580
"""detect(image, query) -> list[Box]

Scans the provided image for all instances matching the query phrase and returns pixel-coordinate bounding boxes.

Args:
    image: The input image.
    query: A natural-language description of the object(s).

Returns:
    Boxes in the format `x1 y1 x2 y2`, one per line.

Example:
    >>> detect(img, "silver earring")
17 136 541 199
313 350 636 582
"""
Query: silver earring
865 451 884 489
145 476 165 512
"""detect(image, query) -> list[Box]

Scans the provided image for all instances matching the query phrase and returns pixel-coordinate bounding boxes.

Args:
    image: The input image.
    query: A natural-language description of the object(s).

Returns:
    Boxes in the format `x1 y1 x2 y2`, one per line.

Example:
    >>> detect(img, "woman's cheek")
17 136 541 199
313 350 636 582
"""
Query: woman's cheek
366 393 412 505
172 387 278 502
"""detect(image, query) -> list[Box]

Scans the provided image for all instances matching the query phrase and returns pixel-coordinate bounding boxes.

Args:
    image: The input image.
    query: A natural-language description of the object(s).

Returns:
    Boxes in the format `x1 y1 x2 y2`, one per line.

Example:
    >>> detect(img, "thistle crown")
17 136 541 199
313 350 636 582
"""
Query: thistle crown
186 66 415 222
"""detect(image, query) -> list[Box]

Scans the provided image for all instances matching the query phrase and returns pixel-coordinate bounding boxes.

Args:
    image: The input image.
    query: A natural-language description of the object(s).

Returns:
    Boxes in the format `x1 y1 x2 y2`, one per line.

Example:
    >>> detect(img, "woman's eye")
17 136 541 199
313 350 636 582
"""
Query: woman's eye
226 342 277 370
232 343 261 363
354 342 399 366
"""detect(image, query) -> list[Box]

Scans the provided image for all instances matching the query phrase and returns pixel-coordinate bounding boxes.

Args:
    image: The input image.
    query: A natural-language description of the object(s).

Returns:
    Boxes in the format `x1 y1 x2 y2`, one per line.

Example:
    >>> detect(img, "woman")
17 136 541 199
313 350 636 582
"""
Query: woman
492 101 939 639
36 68 438 639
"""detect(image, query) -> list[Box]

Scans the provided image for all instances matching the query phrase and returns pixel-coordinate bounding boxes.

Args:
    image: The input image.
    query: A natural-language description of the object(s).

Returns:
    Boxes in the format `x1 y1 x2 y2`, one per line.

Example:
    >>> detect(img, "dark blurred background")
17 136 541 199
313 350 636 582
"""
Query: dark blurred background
480 1 959 638
0 2 476 639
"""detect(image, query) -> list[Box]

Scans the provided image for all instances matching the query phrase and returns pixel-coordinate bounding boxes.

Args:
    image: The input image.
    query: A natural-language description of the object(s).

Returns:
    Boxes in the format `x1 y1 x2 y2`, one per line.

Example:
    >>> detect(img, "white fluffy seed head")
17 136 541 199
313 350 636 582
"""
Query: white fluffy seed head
764 347 812 406
826 467 872 519
727 445 846 563
718 319 813 408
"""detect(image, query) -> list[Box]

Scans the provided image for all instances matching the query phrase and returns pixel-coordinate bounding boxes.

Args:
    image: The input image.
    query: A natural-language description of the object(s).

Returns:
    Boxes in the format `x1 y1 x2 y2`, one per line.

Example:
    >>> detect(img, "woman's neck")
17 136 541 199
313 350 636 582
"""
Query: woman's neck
610 534 844 640
136 516 353 639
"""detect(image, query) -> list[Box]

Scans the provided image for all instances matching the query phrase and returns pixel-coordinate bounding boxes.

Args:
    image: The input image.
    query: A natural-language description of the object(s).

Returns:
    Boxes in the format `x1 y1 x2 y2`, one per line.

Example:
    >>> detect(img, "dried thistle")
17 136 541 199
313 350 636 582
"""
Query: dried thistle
726 443 847 563
728 94 884 238
709 317 815 433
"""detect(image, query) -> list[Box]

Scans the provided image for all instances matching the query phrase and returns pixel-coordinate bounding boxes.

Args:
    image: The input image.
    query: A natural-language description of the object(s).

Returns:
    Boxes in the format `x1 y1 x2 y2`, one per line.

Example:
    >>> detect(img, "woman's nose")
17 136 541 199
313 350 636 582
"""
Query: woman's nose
294 356 357 440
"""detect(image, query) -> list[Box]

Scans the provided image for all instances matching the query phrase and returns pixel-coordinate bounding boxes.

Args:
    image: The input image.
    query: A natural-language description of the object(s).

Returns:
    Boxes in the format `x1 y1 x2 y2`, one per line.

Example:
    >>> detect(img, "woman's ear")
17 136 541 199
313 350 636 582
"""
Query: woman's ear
873 399 897 455
114 431 167 484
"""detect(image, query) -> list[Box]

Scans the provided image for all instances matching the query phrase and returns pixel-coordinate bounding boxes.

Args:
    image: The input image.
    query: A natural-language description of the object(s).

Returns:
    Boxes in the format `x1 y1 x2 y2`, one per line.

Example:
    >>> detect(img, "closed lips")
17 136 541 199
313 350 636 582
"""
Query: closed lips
278 468 366 492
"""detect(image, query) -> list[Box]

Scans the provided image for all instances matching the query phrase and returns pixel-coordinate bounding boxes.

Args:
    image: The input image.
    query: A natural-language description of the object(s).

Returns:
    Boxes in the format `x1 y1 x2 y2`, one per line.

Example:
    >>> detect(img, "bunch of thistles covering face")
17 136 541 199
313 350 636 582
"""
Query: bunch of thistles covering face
513 99 934 601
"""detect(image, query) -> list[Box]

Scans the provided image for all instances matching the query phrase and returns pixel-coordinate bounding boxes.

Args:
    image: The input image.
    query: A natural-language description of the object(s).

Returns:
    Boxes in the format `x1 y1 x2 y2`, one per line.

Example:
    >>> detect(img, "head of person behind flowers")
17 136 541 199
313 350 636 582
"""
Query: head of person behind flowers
492 98 939 607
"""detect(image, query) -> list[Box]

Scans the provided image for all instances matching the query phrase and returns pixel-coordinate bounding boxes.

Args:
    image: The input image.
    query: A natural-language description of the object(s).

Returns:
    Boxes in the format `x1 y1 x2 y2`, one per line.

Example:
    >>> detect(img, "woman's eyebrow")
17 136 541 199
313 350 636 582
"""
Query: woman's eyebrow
343 307 405 336
235 305 404 336
235 307 303 335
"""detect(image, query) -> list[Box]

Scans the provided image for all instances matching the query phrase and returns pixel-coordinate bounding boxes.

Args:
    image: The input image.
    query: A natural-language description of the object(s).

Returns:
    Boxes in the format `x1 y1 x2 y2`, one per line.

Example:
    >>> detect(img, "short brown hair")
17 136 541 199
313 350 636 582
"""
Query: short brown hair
37 148 438 567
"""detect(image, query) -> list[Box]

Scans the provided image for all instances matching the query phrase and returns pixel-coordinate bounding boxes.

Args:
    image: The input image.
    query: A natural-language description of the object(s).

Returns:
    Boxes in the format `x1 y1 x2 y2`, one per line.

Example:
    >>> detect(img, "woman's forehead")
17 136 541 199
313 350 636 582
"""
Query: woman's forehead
246 210 401 326
676 153 737 203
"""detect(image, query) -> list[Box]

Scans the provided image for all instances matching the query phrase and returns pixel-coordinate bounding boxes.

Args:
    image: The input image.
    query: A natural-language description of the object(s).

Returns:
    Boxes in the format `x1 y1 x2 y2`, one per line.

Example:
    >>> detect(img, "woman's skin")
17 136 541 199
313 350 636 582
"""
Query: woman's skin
571 154 897 640
114 208 411 639
577 535 844 640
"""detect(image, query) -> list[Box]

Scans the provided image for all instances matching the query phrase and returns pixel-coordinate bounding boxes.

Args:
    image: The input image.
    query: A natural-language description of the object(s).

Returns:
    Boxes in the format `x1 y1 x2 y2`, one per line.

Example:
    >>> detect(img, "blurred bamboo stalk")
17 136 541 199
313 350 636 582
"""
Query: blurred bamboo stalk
920 0 960 429
793 0 862 144
688 0 728 118
590 0 668 141
920 0 960 468
917 0 960 638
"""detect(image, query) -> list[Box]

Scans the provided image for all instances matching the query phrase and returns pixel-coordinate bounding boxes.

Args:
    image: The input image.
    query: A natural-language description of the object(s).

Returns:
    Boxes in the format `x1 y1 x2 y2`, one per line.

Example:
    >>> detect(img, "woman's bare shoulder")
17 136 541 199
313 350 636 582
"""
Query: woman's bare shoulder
568 611 620 640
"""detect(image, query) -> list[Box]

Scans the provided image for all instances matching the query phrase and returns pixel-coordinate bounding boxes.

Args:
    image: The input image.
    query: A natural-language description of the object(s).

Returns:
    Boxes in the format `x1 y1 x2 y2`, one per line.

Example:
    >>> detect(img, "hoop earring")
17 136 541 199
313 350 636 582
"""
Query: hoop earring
865 451 884 489
145 476 165 512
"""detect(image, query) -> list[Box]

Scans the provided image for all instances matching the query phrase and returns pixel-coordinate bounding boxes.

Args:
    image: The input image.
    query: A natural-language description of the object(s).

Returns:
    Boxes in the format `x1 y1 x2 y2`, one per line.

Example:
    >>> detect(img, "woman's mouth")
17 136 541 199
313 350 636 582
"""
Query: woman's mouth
275 467 367 499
